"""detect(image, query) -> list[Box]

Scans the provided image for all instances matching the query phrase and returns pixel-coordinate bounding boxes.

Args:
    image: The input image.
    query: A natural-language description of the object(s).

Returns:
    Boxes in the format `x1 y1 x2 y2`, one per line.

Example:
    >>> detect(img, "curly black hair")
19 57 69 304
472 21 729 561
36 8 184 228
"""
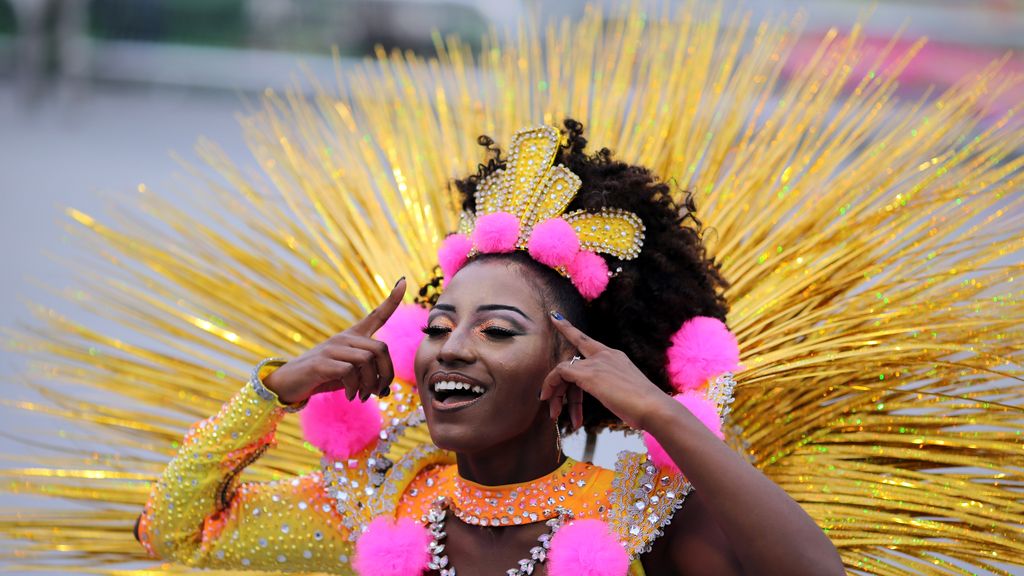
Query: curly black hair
438 118 730 430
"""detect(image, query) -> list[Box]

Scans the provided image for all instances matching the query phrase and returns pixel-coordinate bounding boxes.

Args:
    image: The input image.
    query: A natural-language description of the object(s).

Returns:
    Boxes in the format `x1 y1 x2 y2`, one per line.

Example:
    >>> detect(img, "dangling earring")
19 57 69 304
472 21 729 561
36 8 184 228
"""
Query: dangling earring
554 419 563 460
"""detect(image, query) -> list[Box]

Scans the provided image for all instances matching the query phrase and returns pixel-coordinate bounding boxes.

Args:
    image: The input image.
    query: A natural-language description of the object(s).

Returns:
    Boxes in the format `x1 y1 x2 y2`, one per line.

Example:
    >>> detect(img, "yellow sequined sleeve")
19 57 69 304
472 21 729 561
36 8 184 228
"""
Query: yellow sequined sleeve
137 381 354 572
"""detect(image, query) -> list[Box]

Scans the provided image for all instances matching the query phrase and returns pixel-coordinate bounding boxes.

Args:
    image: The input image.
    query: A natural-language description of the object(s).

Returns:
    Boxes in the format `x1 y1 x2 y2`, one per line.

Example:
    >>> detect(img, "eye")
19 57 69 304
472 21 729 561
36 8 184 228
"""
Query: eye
421 325 451 337
481 326 518 339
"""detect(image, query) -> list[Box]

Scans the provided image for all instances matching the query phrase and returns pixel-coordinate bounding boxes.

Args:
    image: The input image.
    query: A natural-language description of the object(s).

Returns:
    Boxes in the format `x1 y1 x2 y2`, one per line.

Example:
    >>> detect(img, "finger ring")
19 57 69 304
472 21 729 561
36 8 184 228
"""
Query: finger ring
569 354 582 366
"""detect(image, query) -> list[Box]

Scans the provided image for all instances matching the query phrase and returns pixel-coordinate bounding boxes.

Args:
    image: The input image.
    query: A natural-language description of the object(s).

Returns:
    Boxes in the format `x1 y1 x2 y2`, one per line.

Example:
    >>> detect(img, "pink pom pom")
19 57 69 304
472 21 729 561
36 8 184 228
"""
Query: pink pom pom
527 218 580 267
643 431 677 472
438 233 472 280
567 251 609 300
300 389 382 460
353 516 431 576
548 519 630 576
665 316 741 392
374 303 429 383
472 212 520 253
644 391 724 473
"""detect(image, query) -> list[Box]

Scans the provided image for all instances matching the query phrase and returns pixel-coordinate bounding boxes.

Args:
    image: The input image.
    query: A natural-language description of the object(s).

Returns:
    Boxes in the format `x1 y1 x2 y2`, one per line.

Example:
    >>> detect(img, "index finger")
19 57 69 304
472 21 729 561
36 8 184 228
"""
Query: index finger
351 277 407 336
548 311 606 356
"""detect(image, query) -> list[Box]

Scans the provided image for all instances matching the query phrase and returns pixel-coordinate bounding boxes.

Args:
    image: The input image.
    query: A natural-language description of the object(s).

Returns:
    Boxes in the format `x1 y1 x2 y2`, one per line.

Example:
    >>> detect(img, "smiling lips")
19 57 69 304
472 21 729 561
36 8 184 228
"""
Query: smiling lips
428 372 488 411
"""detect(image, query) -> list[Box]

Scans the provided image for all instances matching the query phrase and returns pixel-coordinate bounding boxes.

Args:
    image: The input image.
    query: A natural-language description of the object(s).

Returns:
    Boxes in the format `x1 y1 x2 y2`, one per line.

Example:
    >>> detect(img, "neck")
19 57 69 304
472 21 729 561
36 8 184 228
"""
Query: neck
455 417 565 486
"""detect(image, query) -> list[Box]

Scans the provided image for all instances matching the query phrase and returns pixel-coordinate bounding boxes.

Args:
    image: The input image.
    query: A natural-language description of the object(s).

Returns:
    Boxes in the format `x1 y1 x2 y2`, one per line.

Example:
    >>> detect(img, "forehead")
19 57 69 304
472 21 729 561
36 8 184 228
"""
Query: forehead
436 259 546 312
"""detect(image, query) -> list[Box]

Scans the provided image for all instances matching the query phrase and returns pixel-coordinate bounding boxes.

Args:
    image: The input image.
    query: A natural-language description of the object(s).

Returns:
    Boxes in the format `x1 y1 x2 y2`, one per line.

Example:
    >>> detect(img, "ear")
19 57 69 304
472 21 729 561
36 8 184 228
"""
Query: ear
552 333 578 365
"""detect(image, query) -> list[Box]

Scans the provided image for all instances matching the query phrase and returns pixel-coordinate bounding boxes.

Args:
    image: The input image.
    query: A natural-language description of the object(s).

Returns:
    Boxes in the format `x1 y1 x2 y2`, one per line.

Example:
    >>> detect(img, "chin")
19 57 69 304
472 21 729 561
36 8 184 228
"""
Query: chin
422 397 492 449
425 418 492 453
419 377 495 451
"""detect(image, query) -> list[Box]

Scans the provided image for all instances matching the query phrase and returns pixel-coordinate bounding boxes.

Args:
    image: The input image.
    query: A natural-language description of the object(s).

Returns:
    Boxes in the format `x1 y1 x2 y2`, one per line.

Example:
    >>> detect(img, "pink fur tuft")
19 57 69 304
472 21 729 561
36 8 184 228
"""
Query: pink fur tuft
527 218 580 267
472 212 520 253
643 431 677 472
644 391 724 473
374 303 429 383
300 389 382 460
437 233 472 280
548 519 630 576
352 516 431 576
567 251 609 300
665 316 740 392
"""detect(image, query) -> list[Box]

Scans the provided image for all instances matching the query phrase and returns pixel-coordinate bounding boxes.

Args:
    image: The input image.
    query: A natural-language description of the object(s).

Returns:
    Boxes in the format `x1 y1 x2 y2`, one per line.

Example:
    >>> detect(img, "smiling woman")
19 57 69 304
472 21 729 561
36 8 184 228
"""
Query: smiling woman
417 259 565 463
133 122 847 576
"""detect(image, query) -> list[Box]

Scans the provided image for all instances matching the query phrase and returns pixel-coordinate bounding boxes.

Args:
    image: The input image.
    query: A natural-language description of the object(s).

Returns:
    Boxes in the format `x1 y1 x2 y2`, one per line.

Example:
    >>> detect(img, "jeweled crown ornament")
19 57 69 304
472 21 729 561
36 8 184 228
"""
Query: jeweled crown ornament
437 125 645 299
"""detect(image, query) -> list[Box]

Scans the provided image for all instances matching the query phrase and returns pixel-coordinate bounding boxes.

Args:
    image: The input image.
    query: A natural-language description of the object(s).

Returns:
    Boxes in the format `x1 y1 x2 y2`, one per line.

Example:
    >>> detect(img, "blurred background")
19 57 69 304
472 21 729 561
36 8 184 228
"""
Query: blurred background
2 0 1021 378
0 1 1021 571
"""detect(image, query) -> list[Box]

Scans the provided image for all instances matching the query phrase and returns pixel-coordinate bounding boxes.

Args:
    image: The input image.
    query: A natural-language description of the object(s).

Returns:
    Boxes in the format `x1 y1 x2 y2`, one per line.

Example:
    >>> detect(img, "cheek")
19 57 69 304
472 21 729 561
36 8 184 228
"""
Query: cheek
413 340 434 386
494 345 554 393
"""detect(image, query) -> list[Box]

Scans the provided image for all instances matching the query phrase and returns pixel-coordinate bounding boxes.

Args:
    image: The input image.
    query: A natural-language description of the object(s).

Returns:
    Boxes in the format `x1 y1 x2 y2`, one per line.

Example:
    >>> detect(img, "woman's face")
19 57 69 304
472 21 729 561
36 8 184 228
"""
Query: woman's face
414 258 563 453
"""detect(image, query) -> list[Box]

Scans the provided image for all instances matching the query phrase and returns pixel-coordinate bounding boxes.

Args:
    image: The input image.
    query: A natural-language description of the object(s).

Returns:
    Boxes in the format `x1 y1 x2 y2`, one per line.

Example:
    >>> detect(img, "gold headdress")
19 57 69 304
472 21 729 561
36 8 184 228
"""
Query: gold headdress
441 125 645 298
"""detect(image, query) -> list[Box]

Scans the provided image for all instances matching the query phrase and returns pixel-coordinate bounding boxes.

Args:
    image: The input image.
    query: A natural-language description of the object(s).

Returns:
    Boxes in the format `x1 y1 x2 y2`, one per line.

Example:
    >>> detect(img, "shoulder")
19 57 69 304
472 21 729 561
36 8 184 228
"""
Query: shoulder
603 451 692 556
602 451 741 574
643 488 743 575
320 405 455 536
396 460 455 520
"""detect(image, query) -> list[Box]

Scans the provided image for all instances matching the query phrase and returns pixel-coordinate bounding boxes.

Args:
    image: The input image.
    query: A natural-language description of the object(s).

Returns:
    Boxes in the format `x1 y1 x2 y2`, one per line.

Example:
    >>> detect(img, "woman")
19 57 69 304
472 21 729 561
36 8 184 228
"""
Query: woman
136 121 846 575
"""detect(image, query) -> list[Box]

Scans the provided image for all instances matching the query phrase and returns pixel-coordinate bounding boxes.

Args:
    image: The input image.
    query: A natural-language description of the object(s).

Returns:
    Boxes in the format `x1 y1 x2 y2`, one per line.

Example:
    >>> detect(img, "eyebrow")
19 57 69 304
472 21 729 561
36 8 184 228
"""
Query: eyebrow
433 303 533 322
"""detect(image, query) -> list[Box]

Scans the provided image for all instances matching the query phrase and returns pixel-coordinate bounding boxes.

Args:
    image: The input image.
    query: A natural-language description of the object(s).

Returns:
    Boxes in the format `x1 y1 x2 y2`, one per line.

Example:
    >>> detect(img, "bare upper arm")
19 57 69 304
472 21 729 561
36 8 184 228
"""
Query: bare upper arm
643 489 744 576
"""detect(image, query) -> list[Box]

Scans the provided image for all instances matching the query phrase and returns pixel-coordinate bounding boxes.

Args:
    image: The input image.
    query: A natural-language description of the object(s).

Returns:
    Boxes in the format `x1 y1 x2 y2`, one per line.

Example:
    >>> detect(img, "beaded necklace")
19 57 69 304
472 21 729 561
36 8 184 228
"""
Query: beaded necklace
426 497 570 576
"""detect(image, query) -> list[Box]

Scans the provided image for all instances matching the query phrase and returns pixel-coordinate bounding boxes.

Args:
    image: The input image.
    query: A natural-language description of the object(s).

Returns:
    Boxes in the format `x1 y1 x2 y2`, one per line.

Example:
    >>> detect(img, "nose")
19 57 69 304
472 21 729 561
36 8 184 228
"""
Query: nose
437 326 476 365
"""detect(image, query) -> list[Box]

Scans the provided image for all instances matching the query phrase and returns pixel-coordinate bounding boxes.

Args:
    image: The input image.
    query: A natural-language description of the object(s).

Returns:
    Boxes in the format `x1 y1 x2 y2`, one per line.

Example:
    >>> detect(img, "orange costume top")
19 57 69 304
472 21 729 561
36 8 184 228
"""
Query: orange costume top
137 376 693 575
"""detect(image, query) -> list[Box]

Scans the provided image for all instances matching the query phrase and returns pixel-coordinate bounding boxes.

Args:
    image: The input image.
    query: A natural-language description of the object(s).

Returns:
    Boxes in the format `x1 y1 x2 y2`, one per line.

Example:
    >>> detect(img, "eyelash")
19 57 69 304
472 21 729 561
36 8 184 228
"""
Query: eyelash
481 326 517 339
420 325 518 339
421 325 450 337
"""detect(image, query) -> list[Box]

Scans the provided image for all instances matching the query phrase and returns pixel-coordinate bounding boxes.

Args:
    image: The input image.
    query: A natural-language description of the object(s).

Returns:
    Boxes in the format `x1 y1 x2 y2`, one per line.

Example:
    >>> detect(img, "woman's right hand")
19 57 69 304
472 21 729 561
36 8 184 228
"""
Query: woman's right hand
263 278 407 405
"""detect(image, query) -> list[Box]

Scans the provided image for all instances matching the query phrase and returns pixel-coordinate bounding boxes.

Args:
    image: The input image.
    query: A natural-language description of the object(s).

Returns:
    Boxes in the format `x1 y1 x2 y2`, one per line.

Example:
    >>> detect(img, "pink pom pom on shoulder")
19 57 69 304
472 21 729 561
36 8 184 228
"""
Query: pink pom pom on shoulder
374 303 429 383
527 217 580 267
438 233 472 280
567 250 609 300
472 212 520 253
300 389 382 460
353 516 431 576
548 519 630 576
644 390 724 473
666 316 741 392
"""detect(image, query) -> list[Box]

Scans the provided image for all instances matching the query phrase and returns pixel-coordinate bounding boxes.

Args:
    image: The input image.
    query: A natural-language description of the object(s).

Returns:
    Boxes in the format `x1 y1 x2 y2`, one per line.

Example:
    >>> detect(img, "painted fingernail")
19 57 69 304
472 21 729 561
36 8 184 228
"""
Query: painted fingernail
394 276 405 288
550 310 564 320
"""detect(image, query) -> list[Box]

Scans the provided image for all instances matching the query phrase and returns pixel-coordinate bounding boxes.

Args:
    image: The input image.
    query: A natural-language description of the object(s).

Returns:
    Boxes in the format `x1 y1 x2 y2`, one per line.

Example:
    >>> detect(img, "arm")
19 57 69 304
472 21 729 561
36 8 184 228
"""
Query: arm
138 376 353 570
541 313 846 576
643 399 845 575
139 278 408 570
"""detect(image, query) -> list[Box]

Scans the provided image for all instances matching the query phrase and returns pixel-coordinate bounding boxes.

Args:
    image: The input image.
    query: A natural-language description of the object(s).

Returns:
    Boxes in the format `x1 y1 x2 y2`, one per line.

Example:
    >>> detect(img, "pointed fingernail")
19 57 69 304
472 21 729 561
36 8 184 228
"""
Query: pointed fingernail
394 276 405 288
550 310 564 321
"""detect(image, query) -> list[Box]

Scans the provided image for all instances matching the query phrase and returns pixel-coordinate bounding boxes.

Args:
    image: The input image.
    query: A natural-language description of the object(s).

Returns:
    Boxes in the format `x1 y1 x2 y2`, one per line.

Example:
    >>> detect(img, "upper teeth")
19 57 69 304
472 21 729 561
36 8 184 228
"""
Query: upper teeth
433 381 485 395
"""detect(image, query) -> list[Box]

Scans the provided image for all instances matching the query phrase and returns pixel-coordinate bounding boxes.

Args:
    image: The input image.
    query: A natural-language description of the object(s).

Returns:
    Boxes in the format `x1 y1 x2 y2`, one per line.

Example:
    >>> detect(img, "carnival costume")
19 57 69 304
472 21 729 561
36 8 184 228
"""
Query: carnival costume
2 3 1022 575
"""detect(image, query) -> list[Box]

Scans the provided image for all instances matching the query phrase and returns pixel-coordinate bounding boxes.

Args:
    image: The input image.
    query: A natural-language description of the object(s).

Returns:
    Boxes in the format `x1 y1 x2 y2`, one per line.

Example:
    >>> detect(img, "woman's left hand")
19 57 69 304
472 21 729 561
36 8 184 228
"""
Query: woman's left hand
540 311 672 431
